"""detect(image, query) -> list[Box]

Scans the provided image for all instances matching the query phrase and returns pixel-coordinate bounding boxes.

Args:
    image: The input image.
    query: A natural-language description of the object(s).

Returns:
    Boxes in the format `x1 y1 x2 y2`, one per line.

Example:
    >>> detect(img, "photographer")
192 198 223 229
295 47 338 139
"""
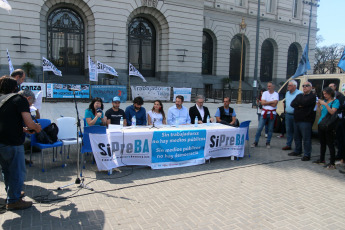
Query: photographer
85 97 106 126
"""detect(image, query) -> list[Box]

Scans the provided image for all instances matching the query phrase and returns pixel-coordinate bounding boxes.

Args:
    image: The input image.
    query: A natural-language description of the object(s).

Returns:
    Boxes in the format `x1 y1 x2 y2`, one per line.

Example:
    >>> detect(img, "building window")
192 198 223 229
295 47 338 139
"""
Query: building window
236 0 243 7
293 0 299 18
202 31 213 75
47 8 84 75
229 35 246 81
128 17 156 78
260 40 274 82
266 0 274 13
286 43 299 78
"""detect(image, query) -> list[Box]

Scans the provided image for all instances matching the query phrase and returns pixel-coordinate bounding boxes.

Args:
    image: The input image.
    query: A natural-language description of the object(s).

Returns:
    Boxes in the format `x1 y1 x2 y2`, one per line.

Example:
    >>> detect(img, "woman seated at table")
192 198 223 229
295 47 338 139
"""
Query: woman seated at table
85 97 106 126
147 100 166 126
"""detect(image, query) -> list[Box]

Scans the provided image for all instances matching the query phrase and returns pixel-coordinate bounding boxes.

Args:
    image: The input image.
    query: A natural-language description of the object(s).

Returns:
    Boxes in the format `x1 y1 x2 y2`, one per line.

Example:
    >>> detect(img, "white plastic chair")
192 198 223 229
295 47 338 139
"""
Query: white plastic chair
57 117 82 164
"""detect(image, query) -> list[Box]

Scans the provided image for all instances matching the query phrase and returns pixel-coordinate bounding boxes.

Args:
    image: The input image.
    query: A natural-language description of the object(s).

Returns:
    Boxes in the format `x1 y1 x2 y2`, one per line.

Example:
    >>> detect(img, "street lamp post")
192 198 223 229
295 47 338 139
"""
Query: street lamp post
237 17 247 104
252 0 261 107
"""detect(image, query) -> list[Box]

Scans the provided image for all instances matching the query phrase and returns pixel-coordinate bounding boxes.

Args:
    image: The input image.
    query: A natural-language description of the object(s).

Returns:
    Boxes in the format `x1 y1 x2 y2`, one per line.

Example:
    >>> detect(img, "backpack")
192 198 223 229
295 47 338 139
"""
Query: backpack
36 123 59 144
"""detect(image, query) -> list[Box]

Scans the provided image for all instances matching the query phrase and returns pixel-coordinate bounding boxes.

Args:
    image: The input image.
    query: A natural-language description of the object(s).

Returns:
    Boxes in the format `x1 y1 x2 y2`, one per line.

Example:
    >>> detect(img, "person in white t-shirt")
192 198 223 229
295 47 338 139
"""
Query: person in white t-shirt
251 82 279 149
147 100 166 126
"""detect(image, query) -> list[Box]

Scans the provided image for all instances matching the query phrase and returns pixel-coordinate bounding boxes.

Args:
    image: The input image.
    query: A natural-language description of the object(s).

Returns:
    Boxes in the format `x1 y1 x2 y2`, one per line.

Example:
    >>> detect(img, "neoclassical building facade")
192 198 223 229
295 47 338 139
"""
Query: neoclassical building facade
0 0 318 89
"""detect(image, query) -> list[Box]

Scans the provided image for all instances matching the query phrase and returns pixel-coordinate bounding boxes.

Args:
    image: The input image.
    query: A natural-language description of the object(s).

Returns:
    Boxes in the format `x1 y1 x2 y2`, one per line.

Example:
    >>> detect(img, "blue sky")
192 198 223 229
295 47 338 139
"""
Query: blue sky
317 0 344 46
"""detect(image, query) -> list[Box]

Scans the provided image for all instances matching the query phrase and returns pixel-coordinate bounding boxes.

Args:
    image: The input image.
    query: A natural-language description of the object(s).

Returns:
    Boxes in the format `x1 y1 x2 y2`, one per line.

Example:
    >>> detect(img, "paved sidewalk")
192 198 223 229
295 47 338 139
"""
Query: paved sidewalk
0 102 345 229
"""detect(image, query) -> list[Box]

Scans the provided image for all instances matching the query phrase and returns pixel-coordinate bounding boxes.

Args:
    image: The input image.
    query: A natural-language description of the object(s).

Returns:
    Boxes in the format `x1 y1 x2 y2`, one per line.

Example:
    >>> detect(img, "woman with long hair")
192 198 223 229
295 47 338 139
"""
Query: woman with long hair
147 100 166 126
85 97 106 126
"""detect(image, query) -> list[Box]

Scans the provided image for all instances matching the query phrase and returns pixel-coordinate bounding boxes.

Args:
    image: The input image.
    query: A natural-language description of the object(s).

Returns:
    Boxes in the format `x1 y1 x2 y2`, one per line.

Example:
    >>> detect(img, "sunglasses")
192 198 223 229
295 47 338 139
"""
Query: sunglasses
302 85 311 87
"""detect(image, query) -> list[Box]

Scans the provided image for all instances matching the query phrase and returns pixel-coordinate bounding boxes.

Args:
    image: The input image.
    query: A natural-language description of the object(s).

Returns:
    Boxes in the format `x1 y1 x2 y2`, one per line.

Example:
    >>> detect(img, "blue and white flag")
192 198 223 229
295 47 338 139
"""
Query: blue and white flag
129 63 147 82
292 44 311 79
0 0 12 11
97 61 118 77
42 57 62 76
88 56 98 81
338 48 345 72
6 49 14 74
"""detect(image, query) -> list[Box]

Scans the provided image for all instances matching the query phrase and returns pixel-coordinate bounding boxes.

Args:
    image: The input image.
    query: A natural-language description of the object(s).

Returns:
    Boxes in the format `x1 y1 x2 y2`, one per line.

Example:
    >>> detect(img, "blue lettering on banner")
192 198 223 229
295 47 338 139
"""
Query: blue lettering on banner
151 130 206 163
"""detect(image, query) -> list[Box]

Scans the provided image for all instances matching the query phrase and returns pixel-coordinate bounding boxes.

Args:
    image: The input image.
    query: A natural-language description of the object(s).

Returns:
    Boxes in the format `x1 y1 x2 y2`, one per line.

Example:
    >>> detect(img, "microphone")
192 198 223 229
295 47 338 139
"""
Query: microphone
96 108 102 113
68 87 81 92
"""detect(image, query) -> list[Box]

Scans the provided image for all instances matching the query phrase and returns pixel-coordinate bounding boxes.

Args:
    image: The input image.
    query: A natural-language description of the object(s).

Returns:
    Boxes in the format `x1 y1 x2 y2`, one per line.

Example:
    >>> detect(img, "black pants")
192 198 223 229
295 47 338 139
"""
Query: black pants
336 119 345 160
318 127 336 164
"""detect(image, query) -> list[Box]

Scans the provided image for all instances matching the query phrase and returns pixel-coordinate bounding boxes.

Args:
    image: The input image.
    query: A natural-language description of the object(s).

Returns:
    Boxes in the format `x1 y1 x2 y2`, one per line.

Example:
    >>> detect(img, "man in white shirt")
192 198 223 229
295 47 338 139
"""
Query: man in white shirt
167 95 191 125
251 82 279 149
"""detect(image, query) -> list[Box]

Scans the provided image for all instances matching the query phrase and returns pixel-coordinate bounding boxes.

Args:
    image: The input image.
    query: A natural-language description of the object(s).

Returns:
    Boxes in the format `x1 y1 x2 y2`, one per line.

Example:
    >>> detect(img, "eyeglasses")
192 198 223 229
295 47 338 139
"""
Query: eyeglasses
302 85 311 88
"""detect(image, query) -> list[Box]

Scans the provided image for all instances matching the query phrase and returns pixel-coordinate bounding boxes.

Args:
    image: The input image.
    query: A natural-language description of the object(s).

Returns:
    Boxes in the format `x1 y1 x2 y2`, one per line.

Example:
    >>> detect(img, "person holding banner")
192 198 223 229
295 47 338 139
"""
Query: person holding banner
85 98 106 127
147 100 166 126
105 96 127 126
167 95 191 125
125 96 147 126
11 69 26 92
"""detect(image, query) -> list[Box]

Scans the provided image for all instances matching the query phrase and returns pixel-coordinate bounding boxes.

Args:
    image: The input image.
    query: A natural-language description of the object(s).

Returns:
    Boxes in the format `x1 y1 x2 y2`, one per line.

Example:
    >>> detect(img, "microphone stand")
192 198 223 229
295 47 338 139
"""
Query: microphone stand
149 119 159 129
57 90 93 191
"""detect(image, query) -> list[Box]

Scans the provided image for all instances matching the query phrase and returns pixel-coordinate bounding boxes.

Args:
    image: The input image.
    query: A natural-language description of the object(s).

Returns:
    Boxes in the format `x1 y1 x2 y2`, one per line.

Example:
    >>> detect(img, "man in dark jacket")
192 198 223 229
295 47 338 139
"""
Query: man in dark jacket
215 97 238 127
288 81 316 161
189 95 213 124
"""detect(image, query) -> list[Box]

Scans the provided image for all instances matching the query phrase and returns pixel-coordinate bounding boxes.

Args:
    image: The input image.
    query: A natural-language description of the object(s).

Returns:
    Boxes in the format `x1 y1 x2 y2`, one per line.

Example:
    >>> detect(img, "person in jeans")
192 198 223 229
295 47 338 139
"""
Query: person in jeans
251 82 279 149
282 80 302 151
313 87 339 169
288 82 316 161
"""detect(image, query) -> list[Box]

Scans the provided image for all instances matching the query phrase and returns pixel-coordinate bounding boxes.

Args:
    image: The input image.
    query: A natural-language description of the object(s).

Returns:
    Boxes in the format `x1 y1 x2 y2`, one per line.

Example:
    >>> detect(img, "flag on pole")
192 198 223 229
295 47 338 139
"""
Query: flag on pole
129 63 147 82
0 0 12 11
88 56 98 81
7 49 14 74
292 44 311 79
338 48 345 72
42 57 62 76
97 61 118 77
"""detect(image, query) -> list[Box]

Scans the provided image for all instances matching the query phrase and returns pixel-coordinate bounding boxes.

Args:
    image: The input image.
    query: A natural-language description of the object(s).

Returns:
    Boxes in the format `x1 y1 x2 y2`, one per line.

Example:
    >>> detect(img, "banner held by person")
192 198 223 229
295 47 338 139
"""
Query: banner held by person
292 44 311 79
129 63 147 82
97 61 118 77
0 0 12 11
338 48 345 72
42 57 62 76
88 56 98 81
7 49 14 74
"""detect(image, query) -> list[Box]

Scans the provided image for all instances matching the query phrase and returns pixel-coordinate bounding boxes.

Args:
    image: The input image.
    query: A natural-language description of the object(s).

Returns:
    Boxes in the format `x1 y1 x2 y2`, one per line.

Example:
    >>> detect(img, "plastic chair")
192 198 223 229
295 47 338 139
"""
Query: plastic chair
57 117 82 162
80 126 106 176
30 119 63 172
239 120 251 158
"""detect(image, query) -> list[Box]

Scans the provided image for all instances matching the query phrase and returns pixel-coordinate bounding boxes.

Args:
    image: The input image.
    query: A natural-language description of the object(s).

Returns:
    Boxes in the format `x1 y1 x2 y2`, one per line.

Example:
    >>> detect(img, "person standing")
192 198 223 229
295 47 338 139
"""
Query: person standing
189 95 213 124
329 83 343 100
125 96 147 126
0 76 42 210
10 69 26 92
257 89 269 138
105 96 126 126
288 82 316 161
282 80 302 151
167 95 191 125
252 82 279 149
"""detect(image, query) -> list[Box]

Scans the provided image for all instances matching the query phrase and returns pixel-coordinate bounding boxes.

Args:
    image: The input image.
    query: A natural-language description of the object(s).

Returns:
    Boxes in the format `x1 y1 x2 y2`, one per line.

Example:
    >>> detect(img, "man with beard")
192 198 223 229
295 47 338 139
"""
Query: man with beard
125 96 147 126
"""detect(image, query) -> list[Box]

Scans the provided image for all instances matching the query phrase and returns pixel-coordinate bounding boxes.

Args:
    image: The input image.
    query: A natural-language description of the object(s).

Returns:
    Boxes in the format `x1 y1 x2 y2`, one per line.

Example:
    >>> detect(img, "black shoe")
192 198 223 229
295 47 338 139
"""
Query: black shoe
25 159 33 165
312 159 325 164
339 169 345 174
288 152 301 157
301 156 310 161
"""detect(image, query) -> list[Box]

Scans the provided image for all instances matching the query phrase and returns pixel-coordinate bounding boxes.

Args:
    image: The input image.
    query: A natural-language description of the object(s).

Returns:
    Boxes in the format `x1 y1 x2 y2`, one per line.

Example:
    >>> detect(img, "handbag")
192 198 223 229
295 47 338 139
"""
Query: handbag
318 101 338 131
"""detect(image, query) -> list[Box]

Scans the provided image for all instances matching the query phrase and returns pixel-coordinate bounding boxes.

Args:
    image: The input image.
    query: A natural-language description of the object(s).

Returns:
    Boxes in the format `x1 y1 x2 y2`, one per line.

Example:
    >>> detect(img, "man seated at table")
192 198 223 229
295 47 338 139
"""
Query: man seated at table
105 96 127 126
189 95 213 124
167 95 191 125
215 96 239 127
125 96 147 126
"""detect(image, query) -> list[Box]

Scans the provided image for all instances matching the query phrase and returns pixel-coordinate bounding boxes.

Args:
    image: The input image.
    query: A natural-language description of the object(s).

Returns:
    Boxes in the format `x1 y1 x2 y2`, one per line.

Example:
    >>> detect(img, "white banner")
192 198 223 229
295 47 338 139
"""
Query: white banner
88 56 97 82
130 86 170 101
42 57 62 76
90 133 118 171
173 88 192 102
7 49 14 74
97 61 118 77
0 0 12 11
129 63 147 82
204 127 247 160
20 83 46 97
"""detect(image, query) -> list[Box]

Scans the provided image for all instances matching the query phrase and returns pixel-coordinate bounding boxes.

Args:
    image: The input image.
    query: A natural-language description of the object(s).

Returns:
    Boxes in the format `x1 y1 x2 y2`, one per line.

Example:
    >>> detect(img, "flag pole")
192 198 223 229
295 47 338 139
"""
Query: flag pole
128 75 131 101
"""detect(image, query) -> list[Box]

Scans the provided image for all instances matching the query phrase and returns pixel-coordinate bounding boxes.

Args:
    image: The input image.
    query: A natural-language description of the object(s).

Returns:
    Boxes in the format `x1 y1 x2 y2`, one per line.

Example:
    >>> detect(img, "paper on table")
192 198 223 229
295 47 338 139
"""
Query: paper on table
30 91 42 112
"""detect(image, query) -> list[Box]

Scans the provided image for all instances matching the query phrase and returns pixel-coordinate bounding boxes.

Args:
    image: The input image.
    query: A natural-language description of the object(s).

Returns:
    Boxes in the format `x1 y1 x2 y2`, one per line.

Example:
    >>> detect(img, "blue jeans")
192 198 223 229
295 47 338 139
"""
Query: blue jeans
294 122 312 157
257 114 268 134
255 114 276 144
285 113 295 147
0 144 26 204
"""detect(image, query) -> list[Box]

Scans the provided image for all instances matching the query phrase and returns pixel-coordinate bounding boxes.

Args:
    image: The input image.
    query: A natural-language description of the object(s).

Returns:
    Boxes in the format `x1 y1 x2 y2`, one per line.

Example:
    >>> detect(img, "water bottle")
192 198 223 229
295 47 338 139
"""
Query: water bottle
175 116 179 128
194 116 198 127
206 115 210 126
120 117 124 127
132 115 136 127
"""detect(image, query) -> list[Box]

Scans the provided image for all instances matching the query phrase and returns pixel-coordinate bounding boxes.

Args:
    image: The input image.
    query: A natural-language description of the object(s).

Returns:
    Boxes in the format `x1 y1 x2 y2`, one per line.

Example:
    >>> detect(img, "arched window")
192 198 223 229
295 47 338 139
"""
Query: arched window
47 8 84 75
202 31 213 75
229 35 246 81
286 43 299 78
260 40 274 82
128 17 156 77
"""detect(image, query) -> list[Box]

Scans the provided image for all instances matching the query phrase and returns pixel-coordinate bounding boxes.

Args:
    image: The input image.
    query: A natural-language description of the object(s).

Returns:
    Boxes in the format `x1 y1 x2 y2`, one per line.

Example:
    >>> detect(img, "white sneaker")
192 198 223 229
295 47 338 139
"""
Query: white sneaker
265 134 268 138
